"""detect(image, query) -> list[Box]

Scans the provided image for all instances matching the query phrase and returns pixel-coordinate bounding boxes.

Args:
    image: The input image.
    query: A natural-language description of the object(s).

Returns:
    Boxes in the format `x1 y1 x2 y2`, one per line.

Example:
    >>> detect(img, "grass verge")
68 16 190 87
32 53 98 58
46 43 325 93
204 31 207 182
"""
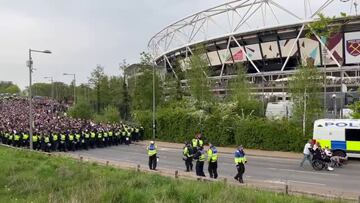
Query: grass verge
0 146 348 203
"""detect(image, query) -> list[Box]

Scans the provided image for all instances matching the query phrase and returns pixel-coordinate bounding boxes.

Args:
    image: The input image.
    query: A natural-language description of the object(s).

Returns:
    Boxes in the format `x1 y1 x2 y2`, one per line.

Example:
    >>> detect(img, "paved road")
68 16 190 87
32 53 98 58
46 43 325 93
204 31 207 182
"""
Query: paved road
70 144 360 199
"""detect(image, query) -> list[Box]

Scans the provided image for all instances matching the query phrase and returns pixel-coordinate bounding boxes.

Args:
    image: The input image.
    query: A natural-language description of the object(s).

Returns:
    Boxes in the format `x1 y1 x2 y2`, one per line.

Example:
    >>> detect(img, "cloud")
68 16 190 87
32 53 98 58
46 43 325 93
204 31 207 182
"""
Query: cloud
0 0 353 89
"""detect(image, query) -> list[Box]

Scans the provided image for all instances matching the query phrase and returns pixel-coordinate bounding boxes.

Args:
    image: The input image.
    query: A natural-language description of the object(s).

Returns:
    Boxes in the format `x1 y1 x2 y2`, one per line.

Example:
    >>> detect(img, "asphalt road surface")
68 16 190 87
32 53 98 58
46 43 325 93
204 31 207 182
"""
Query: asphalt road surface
70 144 360 199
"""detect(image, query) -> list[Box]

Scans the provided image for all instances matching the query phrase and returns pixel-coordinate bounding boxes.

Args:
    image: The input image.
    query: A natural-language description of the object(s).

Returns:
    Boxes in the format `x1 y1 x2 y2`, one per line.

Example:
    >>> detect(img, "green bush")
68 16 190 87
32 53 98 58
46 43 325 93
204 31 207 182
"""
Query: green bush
94 105 121 123
234 119 306 152
133 107 308 152
68 99 93 120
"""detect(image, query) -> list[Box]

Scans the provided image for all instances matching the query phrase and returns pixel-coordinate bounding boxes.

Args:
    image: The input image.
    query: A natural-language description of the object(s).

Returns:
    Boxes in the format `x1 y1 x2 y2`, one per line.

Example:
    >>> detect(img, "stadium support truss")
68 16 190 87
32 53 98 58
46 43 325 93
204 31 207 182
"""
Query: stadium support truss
148 0 359 78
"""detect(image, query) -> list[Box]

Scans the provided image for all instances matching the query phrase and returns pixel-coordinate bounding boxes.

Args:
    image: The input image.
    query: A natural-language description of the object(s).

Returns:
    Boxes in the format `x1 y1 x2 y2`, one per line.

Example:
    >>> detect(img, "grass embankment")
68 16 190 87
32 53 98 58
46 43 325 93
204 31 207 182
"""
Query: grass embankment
0 146 346 203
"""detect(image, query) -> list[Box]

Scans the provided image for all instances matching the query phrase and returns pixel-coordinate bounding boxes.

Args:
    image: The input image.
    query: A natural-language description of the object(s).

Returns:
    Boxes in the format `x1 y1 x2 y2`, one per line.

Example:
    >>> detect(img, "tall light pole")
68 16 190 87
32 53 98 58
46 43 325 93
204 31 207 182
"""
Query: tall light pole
303 89 307 137
152 60 156 141
44 76 54 112
63 73 76 104
332 94 337 119
27 49 52 150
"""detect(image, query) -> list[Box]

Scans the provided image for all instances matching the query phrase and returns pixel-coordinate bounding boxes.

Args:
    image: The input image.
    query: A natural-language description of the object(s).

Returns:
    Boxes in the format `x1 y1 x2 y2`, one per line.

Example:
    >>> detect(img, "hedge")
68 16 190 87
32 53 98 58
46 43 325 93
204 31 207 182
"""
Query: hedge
133 108 308 152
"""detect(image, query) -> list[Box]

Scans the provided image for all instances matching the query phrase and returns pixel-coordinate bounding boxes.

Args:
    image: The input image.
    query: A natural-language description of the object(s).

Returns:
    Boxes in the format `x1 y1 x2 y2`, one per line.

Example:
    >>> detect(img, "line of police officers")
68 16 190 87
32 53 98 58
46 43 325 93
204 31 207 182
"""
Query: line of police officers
0 126 144 152
147 133 247 183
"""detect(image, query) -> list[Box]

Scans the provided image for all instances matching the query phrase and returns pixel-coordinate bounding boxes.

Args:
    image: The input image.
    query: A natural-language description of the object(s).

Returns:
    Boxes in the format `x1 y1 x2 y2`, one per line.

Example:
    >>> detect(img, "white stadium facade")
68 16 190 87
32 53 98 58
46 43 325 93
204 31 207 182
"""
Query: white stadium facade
148 0 360 110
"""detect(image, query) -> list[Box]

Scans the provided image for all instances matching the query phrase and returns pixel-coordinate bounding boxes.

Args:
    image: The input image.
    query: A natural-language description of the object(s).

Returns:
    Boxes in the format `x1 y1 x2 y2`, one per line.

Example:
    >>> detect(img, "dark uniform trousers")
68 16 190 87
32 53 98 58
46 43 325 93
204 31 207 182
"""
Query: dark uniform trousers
149 154 157 170
185 157 193 171
234 163 245 183
196 161 205 177
208 161 218 179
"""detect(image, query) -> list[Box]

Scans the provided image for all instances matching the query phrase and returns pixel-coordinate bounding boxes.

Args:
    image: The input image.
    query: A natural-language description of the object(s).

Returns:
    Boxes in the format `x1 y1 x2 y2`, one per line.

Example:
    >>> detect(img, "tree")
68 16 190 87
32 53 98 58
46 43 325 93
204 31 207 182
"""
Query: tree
290 62 323 136
350 101 360 119
131 53 163 111
187 45 213 108
306 13 339 39
53 82 73 102
89 65 106 113
163 75 184 103
31 83 52 97
0 81 20 94
131 67 162 111
4 85 20 94
229 64 262 117
120 78 131 120
68 98 93 120
103 105 121 123
119 61 131 120
109 76 123 109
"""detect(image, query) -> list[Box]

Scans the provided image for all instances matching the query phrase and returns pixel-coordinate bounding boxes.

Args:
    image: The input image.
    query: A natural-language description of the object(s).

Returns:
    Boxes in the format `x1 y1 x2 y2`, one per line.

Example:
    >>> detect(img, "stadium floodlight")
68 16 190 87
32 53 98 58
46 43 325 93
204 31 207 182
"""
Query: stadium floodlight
28 48 52 150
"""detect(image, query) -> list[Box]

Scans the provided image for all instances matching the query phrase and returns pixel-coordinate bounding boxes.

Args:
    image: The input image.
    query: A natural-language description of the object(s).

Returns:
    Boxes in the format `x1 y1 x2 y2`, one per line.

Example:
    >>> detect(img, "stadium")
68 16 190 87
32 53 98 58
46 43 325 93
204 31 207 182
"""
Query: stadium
148 0 360 112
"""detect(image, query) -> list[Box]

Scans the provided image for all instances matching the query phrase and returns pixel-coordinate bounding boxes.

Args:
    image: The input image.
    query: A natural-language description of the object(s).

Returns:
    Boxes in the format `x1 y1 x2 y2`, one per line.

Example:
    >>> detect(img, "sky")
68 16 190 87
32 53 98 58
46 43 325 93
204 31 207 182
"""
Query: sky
0 0 355 89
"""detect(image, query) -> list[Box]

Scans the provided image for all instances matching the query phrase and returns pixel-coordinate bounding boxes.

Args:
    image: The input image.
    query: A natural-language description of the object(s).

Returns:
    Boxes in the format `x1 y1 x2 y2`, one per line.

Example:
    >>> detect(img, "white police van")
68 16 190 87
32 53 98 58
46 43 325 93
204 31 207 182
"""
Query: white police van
313 119 360 158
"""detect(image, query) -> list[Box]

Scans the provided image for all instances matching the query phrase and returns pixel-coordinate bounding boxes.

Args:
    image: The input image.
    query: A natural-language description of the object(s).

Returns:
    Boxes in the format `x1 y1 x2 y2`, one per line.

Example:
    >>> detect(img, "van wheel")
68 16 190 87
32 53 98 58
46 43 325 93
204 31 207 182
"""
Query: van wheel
333 150 346 158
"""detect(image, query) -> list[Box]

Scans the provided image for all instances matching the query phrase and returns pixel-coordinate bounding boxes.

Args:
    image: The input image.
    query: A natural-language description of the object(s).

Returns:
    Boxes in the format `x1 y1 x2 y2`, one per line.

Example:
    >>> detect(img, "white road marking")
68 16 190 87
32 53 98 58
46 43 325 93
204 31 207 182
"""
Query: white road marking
267 168 339 176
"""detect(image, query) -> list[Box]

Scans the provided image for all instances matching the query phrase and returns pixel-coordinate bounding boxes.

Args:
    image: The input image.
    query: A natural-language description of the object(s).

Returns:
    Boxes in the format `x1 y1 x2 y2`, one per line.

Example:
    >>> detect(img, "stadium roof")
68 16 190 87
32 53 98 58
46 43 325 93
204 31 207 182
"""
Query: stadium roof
149 0 359 60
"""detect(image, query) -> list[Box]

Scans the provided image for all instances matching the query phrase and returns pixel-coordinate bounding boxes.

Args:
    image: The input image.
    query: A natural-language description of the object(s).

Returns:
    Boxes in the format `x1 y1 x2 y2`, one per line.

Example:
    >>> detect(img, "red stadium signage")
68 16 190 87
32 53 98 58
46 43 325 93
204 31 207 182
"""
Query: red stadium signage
346 39 360 57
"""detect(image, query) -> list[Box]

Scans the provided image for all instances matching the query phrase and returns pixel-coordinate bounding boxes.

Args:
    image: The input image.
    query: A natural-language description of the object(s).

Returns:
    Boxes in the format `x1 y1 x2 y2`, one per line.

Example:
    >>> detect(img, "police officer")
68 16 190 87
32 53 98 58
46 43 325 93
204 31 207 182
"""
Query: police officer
33 131 40 150
147 141 157 170
183 141 193 172
83 129 90 150
108 129 114 146
194 146 206 177
234 145 247 183
42 134 51 152
191 133 204 154
75 131 81 150
96 129 103 148
139 126 144 141
125 129 131 145
22 131 29 147
59 132 67 152
52 131 59 151
68 131 75 151
133 127 139 142
90 129 96 148
207 143 218 179
103 130 108 147
13 131 21 147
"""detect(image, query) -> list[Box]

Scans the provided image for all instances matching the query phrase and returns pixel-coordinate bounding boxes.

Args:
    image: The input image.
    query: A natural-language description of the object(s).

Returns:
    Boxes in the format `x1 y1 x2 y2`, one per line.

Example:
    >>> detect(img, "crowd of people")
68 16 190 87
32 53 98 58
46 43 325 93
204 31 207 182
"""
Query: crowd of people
0 97 143 152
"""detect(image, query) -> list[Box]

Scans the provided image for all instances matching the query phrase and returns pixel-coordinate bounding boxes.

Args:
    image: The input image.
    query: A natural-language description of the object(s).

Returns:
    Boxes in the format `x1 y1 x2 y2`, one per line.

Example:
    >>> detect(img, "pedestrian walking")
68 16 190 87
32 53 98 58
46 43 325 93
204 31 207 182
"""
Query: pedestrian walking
234 145 247 183
300 139 313 167
147 141 157 170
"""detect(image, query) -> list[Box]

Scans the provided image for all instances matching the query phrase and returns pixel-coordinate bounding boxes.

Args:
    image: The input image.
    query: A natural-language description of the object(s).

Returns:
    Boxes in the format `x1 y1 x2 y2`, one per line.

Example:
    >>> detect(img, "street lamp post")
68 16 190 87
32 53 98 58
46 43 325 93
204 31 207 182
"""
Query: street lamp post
27 49 52 150
332 94 337 119
303 89 307 137
152 60 156 141
44 76 54 112
63 73 76 104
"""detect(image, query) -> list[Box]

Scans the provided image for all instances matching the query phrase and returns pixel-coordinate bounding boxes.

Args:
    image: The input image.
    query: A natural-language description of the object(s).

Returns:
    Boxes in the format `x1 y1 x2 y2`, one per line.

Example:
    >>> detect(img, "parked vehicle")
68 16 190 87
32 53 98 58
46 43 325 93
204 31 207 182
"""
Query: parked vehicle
265 101 293 120
313 119 360 158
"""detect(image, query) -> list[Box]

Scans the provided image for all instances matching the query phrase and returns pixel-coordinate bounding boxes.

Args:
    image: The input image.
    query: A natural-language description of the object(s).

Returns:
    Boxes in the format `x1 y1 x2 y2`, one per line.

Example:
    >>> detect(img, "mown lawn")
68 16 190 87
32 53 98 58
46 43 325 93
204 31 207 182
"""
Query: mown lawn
0 146 347 203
